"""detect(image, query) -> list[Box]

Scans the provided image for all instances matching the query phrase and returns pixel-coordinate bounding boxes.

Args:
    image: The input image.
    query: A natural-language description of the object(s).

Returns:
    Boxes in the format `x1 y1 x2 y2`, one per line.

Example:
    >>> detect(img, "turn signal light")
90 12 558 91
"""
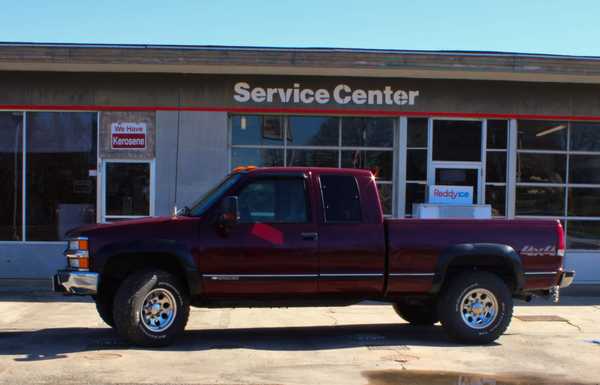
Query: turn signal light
231 165 258 173
69 239 88 251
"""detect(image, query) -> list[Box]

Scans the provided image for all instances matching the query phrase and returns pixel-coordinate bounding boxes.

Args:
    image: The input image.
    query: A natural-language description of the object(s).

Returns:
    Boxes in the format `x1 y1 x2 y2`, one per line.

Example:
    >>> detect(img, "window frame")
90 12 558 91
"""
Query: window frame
101 159 155 222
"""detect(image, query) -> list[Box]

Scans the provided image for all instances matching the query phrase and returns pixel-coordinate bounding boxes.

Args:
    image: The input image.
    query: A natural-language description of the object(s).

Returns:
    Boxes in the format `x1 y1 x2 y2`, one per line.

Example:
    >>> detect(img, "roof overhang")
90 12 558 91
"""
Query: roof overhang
2 43 600 84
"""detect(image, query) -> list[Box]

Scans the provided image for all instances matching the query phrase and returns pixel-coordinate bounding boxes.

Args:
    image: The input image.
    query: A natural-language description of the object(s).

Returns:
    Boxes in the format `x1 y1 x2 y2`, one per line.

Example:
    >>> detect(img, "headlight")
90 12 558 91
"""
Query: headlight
66 237 90 271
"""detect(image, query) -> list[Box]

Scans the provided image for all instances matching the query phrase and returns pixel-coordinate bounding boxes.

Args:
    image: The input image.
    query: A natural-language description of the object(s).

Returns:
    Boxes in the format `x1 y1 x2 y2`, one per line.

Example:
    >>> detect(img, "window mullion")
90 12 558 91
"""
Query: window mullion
22 111 27 242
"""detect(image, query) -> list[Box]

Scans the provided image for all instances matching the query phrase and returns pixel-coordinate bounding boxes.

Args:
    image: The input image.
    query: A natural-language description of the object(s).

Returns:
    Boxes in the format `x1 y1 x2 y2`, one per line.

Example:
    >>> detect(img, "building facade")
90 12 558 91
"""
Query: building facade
1 43 600 286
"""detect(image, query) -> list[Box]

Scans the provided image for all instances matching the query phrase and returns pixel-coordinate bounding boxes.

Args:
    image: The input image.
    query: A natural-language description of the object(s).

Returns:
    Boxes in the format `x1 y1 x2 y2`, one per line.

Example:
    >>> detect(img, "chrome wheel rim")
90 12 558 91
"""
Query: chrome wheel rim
460 288 498 329
140 288 177 332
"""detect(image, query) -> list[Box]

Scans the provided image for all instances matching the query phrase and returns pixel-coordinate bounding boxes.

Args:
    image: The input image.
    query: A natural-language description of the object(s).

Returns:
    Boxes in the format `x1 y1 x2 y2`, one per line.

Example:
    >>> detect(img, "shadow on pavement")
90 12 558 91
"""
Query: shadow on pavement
0 323 481 361
0 292 92 303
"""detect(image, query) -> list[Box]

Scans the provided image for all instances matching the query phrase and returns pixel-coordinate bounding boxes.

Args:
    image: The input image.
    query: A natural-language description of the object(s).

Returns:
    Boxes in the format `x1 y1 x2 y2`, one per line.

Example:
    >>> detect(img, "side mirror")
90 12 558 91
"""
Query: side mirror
219 196 239 228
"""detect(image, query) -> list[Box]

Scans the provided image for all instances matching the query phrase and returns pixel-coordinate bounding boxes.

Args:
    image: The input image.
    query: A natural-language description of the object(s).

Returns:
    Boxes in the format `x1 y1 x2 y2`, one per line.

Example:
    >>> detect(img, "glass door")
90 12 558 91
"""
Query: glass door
427 119 485 204
101 160 154 222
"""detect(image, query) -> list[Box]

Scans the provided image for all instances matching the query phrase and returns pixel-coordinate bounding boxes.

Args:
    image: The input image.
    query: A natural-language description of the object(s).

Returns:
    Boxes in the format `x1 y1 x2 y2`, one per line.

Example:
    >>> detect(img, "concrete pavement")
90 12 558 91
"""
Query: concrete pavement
0 294 599 385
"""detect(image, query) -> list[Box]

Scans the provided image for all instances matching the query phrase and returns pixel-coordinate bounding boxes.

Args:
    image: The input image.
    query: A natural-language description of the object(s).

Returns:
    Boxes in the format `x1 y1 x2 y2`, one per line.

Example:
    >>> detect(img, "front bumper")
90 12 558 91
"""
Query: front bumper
559 270 575 288
53 270 99 295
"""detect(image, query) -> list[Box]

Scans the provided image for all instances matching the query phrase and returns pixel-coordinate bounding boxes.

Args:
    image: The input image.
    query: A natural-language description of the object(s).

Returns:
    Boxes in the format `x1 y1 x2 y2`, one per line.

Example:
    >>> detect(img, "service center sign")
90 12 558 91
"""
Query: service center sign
429 185 474 205
111 122 147 150
233 82 420 106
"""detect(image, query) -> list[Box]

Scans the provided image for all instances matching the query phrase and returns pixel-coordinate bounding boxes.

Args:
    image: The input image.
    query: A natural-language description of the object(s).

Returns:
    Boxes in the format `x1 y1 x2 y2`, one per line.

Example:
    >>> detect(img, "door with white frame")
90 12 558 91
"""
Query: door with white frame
426 119 485 204
101 159 155 222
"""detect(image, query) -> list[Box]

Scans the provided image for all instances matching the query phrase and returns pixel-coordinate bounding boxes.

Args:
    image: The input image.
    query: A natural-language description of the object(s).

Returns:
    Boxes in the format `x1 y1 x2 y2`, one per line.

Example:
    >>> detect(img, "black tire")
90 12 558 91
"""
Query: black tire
93 294 115 327
393 303 438 326
438 271 513 344
112 269 190 347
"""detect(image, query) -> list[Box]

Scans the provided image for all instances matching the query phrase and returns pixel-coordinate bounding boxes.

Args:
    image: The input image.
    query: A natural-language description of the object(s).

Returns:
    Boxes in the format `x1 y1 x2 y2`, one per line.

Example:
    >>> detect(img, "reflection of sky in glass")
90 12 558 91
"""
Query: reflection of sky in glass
288 116 338 146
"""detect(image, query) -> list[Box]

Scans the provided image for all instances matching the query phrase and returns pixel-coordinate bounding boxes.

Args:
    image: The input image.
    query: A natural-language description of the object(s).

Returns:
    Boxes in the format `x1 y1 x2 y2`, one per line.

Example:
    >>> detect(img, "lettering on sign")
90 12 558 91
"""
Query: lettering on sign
429 185 474 205
233 82 420 106
111 122 147 150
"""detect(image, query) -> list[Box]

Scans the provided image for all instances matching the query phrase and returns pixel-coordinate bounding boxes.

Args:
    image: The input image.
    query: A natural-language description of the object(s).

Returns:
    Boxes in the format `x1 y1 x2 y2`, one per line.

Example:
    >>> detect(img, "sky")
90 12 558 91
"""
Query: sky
0 0 598 56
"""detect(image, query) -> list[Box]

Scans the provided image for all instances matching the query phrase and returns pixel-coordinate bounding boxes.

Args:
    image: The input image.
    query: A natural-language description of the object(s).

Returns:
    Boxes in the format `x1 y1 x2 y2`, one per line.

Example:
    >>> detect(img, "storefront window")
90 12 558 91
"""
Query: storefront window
567 221 600 250
515 120 600 250
342 117 394 147
231 148 283 168
26 112 97 241
517 120 567 151
517 153 566 183
287 149 338 167
230 115 395 215
485 120 508 216
231 115 284 146
405 118 428 216
288 116 339 146
0 112 23 240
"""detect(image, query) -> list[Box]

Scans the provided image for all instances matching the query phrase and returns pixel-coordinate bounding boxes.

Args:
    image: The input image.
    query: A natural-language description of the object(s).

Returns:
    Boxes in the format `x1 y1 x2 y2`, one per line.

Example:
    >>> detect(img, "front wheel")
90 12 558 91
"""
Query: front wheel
112 269 190 347
437 271 513 344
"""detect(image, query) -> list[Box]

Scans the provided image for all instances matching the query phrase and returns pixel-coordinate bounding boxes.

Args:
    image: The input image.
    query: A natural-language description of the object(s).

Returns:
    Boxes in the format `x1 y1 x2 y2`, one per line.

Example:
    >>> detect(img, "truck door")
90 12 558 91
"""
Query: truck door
316 174 386 296
201 173 319 297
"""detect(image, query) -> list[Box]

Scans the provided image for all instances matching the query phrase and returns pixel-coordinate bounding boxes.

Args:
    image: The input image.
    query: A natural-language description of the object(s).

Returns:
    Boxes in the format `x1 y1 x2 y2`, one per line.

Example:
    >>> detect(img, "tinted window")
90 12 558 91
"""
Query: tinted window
106 163 150 216
407 118 428 147
433 120 482 161
26 112 97 241
517 153 565 183
341 117 394 147
320 175 361 222
288 116 339 146
569 122 600 152
0 112 23 240
341 150 393 181
517 120 567 151
238 178 308 223
231 115 284 146
487 120 508 149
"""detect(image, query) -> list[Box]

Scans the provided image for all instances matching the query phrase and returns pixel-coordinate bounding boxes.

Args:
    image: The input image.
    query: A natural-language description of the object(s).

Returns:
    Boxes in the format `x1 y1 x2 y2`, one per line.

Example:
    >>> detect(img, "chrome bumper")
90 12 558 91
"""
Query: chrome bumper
559 270 575 289
53 270 99 295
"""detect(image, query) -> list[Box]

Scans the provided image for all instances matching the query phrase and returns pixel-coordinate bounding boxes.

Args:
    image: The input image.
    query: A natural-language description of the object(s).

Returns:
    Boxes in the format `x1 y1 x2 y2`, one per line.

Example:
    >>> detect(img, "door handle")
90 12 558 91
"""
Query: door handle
301 232 319 241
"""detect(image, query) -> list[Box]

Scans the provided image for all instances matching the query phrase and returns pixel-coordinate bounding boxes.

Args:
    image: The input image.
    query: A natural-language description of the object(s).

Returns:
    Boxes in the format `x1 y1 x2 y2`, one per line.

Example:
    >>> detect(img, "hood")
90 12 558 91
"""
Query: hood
65 216 179 238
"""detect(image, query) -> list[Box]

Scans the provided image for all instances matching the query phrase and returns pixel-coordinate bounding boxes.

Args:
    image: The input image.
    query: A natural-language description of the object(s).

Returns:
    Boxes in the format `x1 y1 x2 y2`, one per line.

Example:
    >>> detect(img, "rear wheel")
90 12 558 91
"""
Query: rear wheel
113 269 189 347
438 271 513 344
393 303 438 326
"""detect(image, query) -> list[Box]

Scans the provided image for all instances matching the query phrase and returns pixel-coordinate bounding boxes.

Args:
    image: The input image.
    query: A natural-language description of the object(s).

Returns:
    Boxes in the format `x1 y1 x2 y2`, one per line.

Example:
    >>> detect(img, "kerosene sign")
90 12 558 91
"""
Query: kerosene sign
111 122 147 150
233 81 420 106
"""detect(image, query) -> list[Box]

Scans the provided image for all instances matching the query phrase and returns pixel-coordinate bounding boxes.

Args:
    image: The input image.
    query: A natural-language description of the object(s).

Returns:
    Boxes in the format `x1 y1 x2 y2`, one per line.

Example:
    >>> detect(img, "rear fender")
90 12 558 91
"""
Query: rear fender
431 243 524 294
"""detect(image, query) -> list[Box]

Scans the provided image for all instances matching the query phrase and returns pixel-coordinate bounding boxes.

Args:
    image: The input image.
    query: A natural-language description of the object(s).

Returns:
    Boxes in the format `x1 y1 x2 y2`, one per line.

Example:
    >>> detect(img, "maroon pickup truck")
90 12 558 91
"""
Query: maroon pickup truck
54 167 574 347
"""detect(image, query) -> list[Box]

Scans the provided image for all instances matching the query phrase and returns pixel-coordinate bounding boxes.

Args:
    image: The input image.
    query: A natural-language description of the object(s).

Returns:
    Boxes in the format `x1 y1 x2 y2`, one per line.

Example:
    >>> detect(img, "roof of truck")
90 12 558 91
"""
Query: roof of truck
231 166 374 177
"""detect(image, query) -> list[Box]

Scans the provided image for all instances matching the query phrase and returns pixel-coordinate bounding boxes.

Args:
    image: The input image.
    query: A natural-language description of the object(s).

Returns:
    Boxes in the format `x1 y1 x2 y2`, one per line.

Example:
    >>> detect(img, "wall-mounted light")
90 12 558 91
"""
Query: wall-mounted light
536 124 566 137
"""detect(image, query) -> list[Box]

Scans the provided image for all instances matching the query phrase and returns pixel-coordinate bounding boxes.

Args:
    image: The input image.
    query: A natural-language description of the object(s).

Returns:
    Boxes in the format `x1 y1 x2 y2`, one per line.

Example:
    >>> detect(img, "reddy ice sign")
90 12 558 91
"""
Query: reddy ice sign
429 185 473 205
111 122 146 150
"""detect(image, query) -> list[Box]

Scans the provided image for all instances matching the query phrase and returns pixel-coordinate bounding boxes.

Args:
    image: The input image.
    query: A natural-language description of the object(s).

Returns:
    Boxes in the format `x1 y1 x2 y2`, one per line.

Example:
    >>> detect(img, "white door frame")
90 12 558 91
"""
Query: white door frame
428 162 484 204
100 159 156 223
426 118 487 204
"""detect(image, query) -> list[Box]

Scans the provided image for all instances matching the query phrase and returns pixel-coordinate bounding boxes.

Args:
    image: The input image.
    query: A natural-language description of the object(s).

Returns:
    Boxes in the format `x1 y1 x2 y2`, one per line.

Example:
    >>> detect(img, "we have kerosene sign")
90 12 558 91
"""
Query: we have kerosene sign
111 122 147 150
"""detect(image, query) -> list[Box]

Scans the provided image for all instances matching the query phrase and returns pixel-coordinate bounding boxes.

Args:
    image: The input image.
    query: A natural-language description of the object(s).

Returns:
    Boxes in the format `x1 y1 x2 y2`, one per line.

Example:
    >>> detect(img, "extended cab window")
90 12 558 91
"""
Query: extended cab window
238 178 309 223
320 175 362 222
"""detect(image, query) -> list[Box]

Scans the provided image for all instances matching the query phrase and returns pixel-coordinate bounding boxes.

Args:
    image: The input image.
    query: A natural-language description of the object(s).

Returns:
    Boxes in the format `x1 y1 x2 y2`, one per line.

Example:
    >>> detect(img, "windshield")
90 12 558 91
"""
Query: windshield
185 174 242 216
